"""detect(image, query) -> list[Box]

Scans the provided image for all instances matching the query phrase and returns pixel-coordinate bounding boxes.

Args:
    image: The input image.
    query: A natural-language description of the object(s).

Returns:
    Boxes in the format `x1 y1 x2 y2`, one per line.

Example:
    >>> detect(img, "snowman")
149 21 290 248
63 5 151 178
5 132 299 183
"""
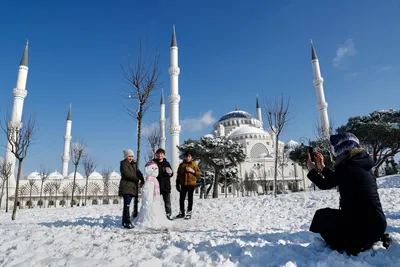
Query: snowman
133 161 173 229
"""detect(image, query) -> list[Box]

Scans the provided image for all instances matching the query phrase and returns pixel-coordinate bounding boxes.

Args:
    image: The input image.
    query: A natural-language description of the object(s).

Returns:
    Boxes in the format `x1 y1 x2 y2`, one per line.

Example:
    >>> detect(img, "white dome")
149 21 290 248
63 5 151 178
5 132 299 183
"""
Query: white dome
89 171 102 180
286 140 300 150
48 171 63 180
27 172 41 180
68 172 84 179
230 125 268 138
109 171 121 180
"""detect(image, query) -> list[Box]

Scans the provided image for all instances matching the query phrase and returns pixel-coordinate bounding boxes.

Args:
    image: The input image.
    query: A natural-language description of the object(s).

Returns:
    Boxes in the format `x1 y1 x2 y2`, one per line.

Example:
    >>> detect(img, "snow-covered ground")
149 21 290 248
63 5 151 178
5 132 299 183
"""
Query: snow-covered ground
1 176 400 267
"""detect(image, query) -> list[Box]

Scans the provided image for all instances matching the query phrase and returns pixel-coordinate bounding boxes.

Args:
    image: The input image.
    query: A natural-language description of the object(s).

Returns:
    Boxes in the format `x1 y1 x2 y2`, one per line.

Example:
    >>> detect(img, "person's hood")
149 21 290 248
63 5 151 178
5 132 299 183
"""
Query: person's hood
335 147 374 171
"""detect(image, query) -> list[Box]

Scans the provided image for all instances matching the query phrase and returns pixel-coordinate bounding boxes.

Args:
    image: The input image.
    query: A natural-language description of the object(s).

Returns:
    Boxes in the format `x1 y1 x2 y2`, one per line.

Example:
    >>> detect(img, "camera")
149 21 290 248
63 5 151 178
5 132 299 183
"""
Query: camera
308 146 315 163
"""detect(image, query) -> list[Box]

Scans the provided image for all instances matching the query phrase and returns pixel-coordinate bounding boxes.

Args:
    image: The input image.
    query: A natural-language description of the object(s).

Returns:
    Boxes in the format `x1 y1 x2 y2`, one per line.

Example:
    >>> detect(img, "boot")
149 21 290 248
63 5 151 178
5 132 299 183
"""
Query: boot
166 213 174 221
184 210 192 220
124 221 134 229
175 211 185 219
379 234 392 249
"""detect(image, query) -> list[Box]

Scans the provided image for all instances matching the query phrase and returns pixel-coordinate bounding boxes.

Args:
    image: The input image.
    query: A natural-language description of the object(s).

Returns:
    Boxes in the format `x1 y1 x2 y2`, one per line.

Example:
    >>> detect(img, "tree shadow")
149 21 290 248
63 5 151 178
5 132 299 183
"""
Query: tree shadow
39 215 121 228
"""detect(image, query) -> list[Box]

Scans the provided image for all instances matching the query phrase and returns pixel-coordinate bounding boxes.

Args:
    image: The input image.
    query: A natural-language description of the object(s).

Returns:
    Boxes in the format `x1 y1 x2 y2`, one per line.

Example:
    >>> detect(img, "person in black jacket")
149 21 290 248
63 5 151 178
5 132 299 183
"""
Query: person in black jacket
153 148 174 220
307 133 390 255
119 149 144 229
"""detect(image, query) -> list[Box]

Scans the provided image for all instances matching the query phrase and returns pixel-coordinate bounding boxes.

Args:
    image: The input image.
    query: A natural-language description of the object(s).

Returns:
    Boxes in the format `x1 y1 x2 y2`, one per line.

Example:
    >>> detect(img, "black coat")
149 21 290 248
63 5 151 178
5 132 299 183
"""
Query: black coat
307 150 387 234
153 158 173 193
118 160 144 197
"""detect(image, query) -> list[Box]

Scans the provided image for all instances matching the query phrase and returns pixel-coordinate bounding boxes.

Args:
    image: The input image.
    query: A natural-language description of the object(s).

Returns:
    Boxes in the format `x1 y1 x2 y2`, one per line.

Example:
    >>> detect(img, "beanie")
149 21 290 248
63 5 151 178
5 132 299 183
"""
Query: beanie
123 149 134 158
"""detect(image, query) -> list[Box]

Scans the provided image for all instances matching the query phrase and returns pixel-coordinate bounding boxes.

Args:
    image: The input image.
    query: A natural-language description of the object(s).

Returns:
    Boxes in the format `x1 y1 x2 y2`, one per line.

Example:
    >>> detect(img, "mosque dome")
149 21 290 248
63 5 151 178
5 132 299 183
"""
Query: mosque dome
68 172 84 179
230 125 268 138
48 171 63 180
27 172 41 180
89 171 102 180
109 171 121 180
217 110 254 123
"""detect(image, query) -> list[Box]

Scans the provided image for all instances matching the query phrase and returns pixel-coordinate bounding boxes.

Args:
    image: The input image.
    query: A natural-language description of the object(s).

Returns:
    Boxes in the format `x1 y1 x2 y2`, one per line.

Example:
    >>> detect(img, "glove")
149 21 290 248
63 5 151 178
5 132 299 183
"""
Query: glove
176 184 181 192
165 167 172 175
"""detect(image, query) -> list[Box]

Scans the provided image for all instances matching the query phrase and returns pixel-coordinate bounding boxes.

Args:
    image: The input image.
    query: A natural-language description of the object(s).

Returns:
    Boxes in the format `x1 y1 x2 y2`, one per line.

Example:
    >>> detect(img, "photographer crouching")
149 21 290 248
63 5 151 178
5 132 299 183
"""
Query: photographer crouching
306 133 391 255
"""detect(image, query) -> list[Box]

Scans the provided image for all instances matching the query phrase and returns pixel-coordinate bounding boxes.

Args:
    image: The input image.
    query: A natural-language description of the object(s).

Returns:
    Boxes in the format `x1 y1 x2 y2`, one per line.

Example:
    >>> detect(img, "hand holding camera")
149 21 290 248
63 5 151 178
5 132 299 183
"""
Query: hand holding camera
307 147 325 171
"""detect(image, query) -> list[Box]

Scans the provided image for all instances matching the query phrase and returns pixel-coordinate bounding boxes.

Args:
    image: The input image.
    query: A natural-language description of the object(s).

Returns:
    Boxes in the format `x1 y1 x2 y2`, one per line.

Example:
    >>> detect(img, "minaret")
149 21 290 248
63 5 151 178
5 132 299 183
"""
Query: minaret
169 25 181 177
256 94 263 128
311 40 330 138
4 41 29 191
61 105 72 177
160 88 166 150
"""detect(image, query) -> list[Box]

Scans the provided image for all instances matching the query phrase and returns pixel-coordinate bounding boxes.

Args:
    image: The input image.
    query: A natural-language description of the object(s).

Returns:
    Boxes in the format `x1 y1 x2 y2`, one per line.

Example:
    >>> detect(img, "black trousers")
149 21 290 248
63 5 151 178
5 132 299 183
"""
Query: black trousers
310 208 382 252
161 192 172 216
179 185 195 214
122 194 133 225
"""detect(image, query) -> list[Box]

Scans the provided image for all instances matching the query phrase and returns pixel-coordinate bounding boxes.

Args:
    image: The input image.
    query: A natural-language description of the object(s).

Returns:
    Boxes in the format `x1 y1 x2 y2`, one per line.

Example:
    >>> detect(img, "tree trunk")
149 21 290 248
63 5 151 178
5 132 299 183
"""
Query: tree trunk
85 178 89 206
12 160 23 220
6 177 9 212
71 166 78 207
273 135 279 198
205 184 213 198
212 172 220 198
40 181 44 208
0 180 5 209
136 106 143 167
29 189 32 209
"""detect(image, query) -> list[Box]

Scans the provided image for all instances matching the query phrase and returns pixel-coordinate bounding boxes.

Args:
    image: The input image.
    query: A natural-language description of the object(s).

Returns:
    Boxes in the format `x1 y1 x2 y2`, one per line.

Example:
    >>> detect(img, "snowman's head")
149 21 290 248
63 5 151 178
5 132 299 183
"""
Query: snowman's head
145 161 159 178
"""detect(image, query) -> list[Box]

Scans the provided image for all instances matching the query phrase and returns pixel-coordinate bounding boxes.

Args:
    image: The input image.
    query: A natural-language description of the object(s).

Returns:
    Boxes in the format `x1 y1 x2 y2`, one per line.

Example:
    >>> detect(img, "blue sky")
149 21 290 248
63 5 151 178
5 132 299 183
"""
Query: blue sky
0 0 399 175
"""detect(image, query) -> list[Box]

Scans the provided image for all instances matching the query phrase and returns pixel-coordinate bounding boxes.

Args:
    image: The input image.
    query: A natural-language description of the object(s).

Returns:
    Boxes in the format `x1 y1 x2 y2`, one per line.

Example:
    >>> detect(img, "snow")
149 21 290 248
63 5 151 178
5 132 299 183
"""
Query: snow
230 125 267 137
1 176 400 266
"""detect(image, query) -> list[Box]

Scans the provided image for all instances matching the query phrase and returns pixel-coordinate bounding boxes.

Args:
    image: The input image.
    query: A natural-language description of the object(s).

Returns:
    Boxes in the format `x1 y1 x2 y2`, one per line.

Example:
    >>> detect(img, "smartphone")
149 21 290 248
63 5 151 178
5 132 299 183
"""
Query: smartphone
308 146 315 162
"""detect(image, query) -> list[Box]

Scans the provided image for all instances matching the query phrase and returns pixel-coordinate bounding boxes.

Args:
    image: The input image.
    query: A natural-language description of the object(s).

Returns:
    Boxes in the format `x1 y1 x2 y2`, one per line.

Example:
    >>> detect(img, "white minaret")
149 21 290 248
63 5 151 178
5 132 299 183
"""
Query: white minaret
169 25 181 175
160 89 166 150
61 105 72 177
311 40 330 138
4 41 29 192
256 94 263 128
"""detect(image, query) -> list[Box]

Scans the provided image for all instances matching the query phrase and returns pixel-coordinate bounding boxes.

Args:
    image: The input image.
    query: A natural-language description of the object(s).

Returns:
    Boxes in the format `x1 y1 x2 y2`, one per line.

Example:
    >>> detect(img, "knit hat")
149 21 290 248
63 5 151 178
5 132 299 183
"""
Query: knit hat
330 133 360 158
123 149 134 158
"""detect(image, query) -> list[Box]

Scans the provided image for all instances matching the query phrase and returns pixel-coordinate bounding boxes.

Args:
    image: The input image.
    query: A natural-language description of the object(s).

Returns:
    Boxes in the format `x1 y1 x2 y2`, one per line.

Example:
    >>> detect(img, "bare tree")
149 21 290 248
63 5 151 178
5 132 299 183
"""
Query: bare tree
27 180 37 208
0 160 12 211
101 166 112 203
82 157 97 206
38 166 49 208
53 179 61 207
265 95 292 198
121 37 162 166
70 141 86 207
145 124 161 160
1 115 37 220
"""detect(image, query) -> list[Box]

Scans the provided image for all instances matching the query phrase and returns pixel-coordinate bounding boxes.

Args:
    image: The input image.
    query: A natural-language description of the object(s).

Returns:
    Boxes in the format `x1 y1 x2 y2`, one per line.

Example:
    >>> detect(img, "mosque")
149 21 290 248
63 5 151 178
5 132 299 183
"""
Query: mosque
1 28 328 208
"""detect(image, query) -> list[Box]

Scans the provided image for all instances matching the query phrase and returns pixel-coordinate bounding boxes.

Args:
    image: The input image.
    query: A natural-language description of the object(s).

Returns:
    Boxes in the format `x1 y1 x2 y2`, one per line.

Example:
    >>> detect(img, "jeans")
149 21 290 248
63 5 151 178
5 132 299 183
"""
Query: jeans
179 185 195 214
122 194 133 225
161 192 172 216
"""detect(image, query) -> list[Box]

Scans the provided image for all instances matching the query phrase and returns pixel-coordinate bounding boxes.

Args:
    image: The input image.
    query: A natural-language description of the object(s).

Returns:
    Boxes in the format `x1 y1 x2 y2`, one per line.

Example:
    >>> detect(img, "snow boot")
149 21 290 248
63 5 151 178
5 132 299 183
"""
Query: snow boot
166 214 174 221
184 211 192 220
123 221 134 229
380 234 392 249
175 212 185 219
